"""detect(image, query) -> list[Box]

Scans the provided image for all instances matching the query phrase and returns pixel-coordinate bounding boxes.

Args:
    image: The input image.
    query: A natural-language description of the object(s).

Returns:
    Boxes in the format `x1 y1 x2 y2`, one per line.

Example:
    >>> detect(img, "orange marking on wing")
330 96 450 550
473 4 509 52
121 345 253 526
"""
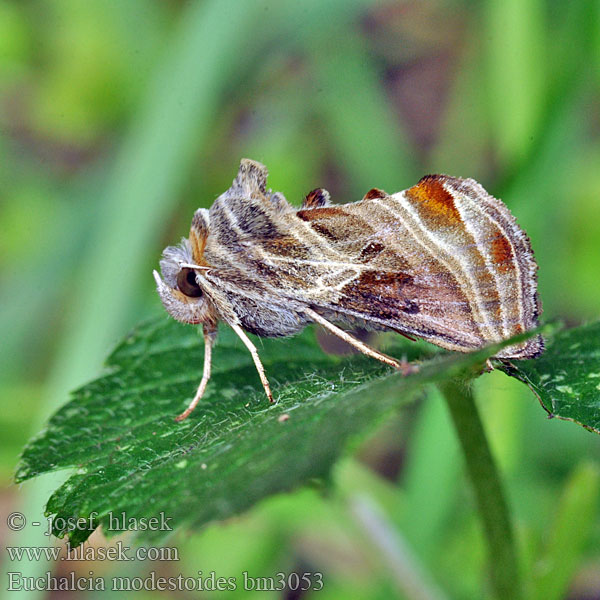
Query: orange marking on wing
490 233 514 273
407 175 461 223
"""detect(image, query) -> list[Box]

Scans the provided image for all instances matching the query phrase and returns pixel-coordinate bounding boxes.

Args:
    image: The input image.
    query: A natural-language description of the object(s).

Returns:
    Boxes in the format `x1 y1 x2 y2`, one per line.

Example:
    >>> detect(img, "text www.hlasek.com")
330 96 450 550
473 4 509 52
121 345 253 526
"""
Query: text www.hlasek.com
6 541 179 562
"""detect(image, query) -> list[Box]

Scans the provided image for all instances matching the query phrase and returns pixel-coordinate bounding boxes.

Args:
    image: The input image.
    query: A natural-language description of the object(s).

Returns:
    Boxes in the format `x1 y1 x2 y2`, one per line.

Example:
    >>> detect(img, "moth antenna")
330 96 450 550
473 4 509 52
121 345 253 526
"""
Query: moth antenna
175 327 216 421
178 262 212 271
230 322 273 402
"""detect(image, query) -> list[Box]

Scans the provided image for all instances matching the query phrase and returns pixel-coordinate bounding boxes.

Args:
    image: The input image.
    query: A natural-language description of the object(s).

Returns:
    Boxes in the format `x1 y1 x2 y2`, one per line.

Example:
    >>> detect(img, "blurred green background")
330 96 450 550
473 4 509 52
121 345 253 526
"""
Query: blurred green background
1 0 599 598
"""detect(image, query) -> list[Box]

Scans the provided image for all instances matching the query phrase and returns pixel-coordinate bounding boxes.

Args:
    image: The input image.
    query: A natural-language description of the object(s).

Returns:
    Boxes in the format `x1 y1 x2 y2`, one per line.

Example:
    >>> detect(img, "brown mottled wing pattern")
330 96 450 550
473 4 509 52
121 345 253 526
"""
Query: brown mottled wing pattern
291 176 542 359
204 164 541 358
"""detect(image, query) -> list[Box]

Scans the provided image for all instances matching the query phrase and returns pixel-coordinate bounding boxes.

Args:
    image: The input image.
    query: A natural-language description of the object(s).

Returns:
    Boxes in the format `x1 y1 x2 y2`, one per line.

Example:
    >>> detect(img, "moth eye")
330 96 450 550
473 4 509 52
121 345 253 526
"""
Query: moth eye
176 268 203 298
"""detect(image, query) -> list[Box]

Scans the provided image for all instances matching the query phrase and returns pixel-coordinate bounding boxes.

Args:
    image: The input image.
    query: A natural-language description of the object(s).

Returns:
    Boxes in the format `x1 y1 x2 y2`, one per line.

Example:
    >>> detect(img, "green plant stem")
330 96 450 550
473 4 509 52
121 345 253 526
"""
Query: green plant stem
438 377 521 600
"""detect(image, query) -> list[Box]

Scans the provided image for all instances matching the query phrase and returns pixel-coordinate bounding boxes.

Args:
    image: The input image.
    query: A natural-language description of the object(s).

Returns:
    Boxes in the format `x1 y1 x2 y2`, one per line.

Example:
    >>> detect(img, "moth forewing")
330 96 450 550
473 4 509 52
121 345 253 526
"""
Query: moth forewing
292 175 542 358
154 158 543 420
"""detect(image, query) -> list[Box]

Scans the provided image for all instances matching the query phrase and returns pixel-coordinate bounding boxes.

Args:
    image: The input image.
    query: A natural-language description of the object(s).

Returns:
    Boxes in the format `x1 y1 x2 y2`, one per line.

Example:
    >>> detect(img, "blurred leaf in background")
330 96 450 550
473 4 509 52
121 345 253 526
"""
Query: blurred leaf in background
1 0 599 598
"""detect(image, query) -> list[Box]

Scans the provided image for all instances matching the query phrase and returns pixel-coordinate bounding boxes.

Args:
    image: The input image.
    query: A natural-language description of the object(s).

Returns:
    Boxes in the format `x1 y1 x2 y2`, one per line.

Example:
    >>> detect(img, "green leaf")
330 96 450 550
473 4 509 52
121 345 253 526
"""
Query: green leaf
529 461 600 600
484 0 547 166
16 317 518 546
502 321 600 432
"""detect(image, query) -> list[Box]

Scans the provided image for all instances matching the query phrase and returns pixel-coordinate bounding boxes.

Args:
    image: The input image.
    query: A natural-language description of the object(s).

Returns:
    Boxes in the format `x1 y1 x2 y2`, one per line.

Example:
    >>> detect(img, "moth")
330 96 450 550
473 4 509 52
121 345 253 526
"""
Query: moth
155 159 543 420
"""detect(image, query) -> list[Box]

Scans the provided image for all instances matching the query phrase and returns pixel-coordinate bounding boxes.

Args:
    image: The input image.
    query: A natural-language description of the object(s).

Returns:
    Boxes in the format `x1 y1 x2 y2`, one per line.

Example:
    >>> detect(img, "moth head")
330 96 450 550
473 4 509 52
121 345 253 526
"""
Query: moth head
154 210 213 325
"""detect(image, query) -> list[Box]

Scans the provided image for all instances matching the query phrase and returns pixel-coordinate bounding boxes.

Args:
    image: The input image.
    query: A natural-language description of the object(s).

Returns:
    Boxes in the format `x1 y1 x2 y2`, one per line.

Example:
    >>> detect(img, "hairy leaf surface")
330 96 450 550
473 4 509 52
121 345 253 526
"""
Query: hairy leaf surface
16 317 522 545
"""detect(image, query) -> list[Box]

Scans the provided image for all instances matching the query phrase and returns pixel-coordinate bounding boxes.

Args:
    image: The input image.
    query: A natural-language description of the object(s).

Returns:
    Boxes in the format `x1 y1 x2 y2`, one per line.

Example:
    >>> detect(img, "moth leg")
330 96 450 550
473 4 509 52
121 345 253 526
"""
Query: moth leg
175 325 217 421
304 307 416 375
230 322 274 402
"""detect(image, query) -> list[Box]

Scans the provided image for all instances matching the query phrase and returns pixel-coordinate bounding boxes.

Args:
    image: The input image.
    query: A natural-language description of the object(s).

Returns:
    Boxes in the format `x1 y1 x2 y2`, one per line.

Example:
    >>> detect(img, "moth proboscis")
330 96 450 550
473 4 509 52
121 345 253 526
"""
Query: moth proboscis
154 159 543 420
